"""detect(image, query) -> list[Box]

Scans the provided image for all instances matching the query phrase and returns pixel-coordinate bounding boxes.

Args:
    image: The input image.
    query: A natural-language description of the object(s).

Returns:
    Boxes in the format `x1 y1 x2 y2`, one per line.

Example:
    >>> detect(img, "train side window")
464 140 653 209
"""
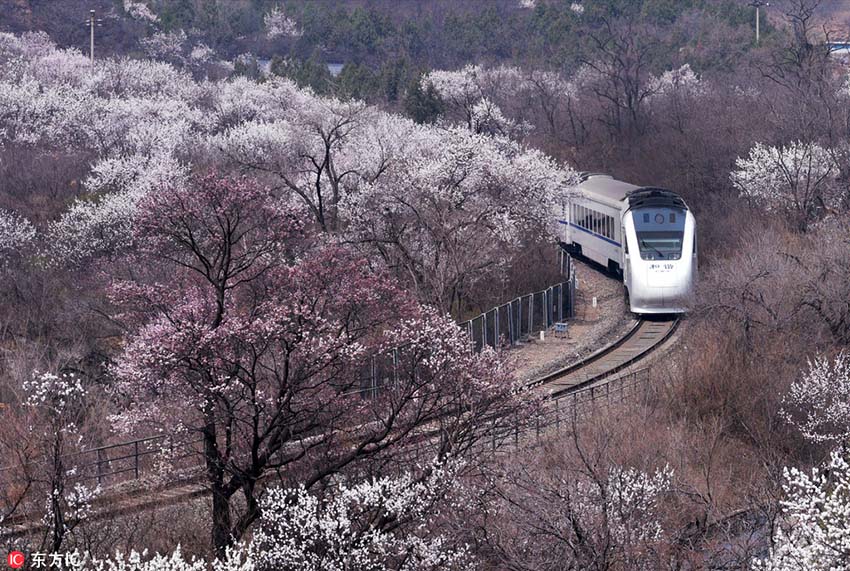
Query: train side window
670 212 676 223
643 213 650 223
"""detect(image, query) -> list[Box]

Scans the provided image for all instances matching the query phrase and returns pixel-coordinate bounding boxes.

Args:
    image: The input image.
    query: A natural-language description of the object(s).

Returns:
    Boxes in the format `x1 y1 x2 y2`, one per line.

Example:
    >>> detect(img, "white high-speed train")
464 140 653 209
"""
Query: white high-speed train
557 174 697 314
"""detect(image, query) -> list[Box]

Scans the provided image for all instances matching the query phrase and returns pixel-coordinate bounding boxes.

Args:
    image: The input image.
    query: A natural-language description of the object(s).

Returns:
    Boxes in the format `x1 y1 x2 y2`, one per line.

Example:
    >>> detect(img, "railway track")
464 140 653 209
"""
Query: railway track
528 317 679 398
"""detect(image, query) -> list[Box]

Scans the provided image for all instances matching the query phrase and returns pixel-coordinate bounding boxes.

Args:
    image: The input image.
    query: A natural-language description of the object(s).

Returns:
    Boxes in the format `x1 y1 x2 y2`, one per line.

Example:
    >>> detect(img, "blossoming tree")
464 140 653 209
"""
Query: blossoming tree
755 450 850 571
110 173 526 555
731 141 841 230
343 127 575 314
783 352 850 444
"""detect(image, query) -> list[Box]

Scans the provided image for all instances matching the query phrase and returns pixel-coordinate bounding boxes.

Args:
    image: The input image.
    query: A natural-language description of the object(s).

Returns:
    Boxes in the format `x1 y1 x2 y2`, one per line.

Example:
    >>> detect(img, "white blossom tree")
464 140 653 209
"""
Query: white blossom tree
422 65 533 138
731 141 841 230
342 127 576 313
123 0 158 23
0 209 35 267
783 352 850 445
489 456 674 571
248 461 473 571
81 461 471 571
755 450 850 571
647 64 703 98
22 371 100 552
264 5 302 39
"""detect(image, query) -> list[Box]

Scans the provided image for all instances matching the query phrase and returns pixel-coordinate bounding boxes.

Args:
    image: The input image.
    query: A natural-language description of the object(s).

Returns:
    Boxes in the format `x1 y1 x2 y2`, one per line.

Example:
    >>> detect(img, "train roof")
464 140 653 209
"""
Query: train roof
577 174 640 204
576 174 688 210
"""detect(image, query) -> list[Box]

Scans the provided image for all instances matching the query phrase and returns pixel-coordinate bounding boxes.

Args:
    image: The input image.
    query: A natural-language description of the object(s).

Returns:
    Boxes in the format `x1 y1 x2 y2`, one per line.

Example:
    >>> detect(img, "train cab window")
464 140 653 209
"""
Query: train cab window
632 207 686 261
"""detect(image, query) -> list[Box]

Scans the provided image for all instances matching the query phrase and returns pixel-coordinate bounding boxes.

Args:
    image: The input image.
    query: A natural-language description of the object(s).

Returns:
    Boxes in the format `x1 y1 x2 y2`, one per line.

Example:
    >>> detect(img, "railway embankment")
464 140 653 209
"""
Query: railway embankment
512 257 634 382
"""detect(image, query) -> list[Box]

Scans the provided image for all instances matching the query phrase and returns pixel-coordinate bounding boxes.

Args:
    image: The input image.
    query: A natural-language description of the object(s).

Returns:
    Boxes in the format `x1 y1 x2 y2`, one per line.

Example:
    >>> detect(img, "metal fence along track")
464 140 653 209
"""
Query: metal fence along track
460 251 576 352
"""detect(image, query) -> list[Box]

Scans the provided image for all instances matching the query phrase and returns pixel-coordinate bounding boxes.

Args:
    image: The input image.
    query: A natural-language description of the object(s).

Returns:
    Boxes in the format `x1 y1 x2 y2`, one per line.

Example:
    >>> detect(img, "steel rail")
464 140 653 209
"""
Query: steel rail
528 317 680 398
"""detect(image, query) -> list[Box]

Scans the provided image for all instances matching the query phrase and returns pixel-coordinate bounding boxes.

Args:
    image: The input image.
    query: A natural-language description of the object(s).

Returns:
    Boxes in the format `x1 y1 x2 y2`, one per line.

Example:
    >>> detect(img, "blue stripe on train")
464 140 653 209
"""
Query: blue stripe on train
557 219 622 248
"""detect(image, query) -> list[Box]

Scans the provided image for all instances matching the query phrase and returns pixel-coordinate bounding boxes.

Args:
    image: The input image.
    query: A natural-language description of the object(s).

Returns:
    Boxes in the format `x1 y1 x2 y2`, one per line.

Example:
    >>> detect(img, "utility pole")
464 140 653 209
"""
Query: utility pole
89 9 95 65
749 1 769 46
82 9 102 67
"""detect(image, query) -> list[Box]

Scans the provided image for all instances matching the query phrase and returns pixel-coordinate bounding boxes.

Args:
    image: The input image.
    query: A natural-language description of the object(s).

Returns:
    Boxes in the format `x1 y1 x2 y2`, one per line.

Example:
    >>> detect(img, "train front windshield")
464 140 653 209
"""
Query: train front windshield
632 207 686 260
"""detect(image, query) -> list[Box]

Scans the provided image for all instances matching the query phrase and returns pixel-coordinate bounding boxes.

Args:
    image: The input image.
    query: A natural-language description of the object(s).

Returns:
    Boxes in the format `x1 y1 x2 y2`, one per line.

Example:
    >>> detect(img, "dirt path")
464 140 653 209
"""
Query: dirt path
511 258 635 382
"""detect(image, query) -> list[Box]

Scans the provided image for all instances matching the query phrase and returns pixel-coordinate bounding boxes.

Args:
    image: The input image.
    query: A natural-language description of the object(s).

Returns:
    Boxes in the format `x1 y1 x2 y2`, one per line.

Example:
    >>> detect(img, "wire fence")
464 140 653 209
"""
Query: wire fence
489 367 653 452
461 251 576 352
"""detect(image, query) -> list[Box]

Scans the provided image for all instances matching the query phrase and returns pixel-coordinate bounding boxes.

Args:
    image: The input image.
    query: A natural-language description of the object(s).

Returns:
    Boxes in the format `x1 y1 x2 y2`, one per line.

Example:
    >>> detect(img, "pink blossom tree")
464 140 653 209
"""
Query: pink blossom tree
110 173 526 555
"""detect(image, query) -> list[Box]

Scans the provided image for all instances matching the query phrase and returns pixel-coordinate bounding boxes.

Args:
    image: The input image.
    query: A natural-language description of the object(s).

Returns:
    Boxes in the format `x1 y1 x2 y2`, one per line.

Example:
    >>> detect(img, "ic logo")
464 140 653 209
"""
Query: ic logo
7 552 24 569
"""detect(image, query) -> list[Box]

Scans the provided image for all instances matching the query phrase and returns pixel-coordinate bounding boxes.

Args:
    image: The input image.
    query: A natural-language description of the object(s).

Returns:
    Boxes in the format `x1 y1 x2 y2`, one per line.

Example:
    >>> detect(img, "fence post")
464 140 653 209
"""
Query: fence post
528 295 533 334
542 289 548 329
517 298 522 340
134 440 140 479
550 287 555 326
508 300 515 345
96 448 104 485
494 307 500 349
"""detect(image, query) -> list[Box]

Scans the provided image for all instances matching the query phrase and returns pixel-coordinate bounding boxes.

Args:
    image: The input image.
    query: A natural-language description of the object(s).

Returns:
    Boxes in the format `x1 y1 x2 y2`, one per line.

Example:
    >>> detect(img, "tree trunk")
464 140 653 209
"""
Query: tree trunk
211 483 233 556
204 412 233 556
